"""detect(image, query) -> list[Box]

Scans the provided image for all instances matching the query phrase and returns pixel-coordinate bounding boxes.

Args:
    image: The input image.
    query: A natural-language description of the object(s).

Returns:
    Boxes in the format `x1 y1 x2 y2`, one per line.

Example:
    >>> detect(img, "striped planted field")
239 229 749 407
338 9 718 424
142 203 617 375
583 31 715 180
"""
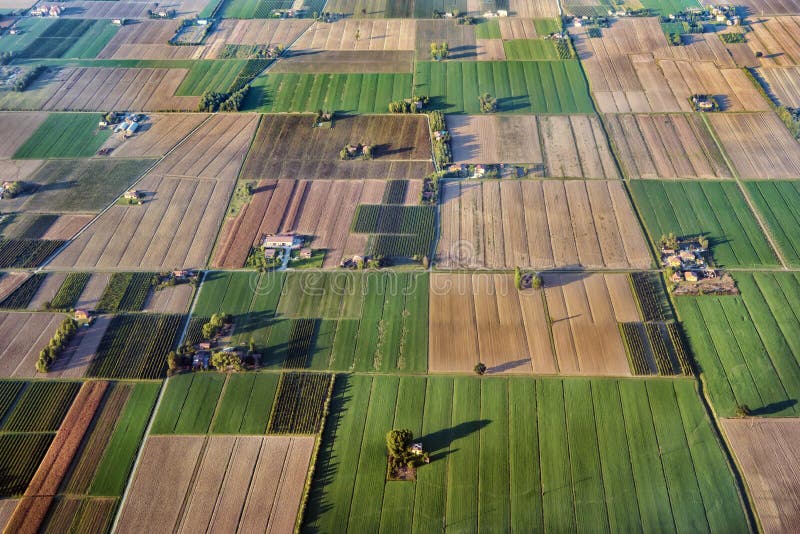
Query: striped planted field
304 375 749 533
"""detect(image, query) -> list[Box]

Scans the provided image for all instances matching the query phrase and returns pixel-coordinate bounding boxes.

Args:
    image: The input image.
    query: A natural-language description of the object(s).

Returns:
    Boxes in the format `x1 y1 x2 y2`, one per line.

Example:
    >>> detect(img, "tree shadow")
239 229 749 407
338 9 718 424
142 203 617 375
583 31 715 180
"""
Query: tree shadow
497 95 529 112
751 399 797 415
419 419 491 461
487 358 530 373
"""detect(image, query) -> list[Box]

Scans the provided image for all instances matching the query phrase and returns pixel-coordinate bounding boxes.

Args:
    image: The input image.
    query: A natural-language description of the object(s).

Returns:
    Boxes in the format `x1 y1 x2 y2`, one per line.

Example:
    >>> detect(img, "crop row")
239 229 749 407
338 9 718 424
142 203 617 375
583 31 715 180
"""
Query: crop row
0 239 65 268
666 322 693 376
284 319 317 369
383 180 408 205
0 433 55 497
268 372 333 434
88 314 184 379
645 323 677 375
228 58 271 93
1 381 81 432
96 272 155 313
619 322 653 375
352 205 432 235
50 273 91 311
0 273 46 309
368 233 432 259
184 316 209 346
40 498 117 534
0 381 25 421
630 272 670 322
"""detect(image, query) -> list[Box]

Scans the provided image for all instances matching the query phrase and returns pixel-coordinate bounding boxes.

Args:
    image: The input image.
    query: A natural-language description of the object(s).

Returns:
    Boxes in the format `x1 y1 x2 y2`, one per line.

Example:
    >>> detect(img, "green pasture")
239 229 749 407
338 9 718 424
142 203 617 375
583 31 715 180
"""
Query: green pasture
744 181 800 266
503 39 561 60
175 60 247 96
13 113 112 159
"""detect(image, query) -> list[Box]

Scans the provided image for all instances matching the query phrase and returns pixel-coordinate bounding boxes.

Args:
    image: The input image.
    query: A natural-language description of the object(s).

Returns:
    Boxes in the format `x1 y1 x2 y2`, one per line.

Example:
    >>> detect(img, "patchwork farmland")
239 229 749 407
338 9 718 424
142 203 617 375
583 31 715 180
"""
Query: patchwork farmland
745 180 800 265
437 180 652 269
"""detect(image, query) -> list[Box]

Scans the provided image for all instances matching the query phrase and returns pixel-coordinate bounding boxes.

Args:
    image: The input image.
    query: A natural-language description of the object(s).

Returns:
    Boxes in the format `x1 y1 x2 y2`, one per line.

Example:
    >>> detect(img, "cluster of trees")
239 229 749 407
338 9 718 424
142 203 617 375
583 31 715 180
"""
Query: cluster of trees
659 232 679 250
0 51 15 66
479 93 497 113
667 32 682 46
745 68 800 140
339 143 373 160
201 312 229 340
388 95 429 114
430 42 449 60
197 85 250 112
429 111 452 168
2 181 23 199
211 350 243 371
514 266 542 291
386 429 428 471
36 317 78 373
12 65 45 92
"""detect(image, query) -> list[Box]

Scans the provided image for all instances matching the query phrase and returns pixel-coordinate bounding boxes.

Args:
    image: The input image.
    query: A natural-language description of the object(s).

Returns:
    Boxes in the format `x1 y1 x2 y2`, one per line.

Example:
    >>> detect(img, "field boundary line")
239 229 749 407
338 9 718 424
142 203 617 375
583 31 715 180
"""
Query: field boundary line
734 181 789 269
177 269 207 347
36 113 215 272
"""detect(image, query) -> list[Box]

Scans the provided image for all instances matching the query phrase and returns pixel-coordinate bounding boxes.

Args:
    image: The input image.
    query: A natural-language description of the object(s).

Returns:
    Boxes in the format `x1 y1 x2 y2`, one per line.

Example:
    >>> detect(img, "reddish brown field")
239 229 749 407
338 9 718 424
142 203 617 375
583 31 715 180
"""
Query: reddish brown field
42 68 200 112
294 19 415 50
117 435 314 534
572 18 770 112
213 179 389 268
0 112 47 158
5 381 107 534
709 112 800 179
240 114 433 182
722 418 800 534
39 215 95 240
0 312 64 378
604 114 733 179
437 180 652 270
271 50 415 73
429 272 638 375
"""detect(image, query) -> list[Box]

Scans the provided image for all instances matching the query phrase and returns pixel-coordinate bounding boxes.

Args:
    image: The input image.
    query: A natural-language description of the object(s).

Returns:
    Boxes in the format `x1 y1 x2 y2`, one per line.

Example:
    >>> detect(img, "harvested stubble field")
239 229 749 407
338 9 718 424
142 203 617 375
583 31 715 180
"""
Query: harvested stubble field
294 19 416 51
4 381 107 534
217 19 312 47
758 67 800 107
243 72 413 113
437 180 651 269
101 113 209 158
41 67 200 112
416 60 595 113
722 418 800 534
745 180 800 266
143 283 194 313
214 179 387 268
0 112 47 158
677 272 800 417
630 180 778 268
305 374 748 533
239 114 433 182
604 114 733 179
429 272 640 375
0 312 64 377
13 158 154 214
571 18 770 112
272 50 415 74
97 20 221 60
117 435 315 534
448 114 618 177
708 112 800 179
745 17 800 66
194 271 429 372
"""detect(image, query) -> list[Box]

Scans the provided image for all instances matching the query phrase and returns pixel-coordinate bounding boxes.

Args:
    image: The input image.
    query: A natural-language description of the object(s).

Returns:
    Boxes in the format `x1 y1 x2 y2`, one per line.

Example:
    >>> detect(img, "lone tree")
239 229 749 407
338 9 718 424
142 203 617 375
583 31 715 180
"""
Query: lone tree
474 362 487 375
735 404 752 418
531 273 543 290
479 93 497 113
514 266 522 290
386 428 414 459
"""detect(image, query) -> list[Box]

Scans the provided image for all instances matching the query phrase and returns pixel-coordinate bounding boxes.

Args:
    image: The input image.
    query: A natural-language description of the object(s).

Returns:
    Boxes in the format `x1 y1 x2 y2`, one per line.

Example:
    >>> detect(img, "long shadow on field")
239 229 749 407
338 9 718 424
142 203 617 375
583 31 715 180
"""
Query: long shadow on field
420 419 490 462
751 399 797 416
498 95 529 113
372 143 413 158
488 358 531 373
449 45 478 60
537 267 591 288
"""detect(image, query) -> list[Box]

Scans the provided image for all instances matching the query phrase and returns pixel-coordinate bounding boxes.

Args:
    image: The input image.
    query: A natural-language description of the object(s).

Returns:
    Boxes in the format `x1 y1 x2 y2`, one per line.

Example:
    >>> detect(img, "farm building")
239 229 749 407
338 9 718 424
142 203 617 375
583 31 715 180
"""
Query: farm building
262 235 302 249
74 309 90 320
123 190 140 201
299 248 312 259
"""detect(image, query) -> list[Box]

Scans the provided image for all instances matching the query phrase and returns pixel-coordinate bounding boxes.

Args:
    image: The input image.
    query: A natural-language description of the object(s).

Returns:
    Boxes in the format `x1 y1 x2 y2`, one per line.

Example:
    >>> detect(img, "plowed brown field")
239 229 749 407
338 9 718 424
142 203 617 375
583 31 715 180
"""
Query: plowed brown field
117 435 314 534
293 19 415 50
746 16 800 66
429 272 638 375
0 312 64 378
722 418 800 534
605 114 733 179
436 180 652 269
103 113 209 158
0 112 47 158
97 20 213 60
759 67 800 106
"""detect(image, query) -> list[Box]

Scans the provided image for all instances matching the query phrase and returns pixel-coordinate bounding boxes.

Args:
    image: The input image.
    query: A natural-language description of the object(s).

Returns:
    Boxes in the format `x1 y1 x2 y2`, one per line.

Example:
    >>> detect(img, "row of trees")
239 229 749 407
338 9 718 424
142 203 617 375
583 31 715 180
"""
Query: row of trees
36 317 78 373
11 65 45 92
429 111 452 168
430 42 449 61
197 85 250 112
388 95 429 114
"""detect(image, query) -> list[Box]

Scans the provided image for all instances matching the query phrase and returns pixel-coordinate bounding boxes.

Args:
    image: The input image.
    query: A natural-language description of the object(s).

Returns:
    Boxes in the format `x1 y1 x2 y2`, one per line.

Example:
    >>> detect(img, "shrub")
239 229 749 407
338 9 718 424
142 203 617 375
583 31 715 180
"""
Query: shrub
479 93 497 113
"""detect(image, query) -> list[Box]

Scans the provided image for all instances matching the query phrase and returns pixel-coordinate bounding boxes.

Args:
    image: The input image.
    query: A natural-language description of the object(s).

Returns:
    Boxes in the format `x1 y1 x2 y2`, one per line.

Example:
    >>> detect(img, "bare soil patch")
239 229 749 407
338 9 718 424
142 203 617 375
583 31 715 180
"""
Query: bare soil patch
240 114 433 182
47 314 110 379
0 312 63 378
42 68 200 112
436 179 651 269
39 215 94 240
0 160 43 182
293 19 415 51
118 435 314 534
97 20 207 60
143 283 194 313
709 112 800 179
722 418 800 534
605 113 733 179
27 272 67 311
213 178 387 268
102 113 209 158
0 112 47 158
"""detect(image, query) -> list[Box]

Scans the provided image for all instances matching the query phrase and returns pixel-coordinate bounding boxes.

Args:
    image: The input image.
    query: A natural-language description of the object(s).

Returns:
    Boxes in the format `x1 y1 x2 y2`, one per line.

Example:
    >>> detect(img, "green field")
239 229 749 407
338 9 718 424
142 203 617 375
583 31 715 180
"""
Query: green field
50 272 91 310
151 372 286 434
175 60 248 96
193 271 429 372
21 159 153 213
503 39 561 60
677 272 800 417
13 113 112 159
474 19 501 39
304 375 748 533
16 19 118 59
0 18 52 54
220 0 290 18
629 180 778 268
414 60 594 113
242 72 413 113
744 181 800 266
637 0 701 15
